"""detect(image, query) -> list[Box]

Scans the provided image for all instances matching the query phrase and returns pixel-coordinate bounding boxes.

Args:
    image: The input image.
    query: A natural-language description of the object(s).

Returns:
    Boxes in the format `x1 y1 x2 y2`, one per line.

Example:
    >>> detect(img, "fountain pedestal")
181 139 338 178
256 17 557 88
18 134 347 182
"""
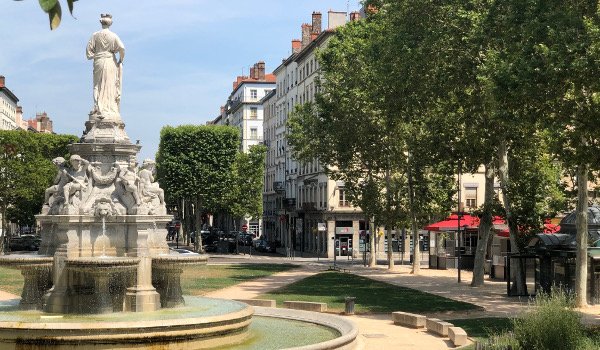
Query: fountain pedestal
66 257 139 314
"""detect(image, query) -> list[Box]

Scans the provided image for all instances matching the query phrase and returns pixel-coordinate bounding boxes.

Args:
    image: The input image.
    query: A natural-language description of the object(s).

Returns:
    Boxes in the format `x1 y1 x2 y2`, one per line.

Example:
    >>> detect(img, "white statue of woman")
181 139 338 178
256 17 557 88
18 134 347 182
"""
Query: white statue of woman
86 14 125 122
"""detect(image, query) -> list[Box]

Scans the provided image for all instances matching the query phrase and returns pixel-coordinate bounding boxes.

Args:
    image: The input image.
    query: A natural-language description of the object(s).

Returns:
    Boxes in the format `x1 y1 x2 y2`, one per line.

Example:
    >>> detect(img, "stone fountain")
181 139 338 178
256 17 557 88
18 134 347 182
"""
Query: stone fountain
0 14 358 350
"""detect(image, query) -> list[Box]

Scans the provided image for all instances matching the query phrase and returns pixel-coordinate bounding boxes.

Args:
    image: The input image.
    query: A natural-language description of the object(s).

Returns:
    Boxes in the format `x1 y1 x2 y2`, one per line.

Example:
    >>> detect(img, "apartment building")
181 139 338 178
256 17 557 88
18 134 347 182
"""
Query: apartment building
262 10 369 258
0 76 19 131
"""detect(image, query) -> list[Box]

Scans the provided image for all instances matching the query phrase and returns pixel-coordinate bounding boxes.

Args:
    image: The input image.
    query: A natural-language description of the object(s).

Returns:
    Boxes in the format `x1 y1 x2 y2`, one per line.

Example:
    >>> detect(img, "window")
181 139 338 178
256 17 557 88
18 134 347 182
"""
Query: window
250 128 258 140
339 189 349 207
250 107 258 118
250 89 257 99
465 187 477 208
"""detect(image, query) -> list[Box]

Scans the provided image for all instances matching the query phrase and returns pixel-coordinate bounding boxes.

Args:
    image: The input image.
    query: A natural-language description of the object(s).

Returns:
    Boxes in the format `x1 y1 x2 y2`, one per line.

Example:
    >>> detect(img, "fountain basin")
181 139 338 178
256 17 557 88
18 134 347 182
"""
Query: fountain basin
0 254 53 310
0 296 254 350
152 253 208 308
0 296 358 349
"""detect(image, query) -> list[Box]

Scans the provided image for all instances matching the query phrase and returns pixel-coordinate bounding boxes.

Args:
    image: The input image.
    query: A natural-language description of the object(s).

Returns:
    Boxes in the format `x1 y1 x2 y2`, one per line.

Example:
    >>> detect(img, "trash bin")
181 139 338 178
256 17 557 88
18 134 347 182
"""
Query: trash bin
344 297 356 315
437 255 447 270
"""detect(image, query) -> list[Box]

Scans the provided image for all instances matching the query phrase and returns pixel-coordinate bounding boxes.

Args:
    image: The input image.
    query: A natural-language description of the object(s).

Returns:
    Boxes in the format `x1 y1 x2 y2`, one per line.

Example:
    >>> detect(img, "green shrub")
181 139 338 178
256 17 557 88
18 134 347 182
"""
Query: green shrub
477 331 521 350
513 288 584 350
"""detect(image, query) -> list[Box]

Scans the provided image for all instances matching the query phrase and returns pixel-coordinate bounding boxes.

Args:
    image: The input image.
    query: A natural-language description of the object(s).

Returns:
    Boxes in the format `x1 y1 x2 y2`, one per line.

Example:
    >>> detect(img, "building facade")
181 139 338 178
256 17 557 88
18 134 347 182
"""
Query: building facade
210 62 276 237
0 76 19 130
261 10 369 258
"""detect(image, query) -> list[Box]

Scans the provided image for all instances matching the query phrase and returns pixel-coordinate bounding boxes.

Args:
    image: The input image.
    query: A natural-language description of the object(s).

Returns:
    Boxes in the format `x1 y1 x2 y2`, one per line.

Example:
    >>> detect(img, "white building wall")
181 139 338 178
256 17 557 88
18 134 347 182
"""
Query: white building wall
0 91 18 130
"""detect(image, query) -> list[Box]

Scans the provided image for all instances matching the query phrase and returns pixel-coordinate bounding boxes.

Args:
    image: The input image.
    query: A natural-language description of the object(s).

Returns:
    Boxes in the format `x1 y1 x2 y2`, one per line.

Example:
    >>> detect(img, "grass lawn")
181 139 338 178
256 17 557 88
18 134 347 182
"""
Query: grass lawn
450 317 513 338
0 266 24 295
182 263 299 295
259 271 481 314
448 317 513 350
0 264 299 297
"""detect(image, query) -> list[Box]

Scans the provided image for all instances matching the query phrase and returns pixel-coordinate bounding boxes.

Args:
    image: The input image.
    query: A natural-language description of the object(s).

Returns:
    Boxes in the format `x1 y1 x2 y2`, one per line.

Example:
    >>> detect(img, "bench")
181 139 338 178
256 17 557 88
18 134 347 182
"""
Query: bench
392 312 426 328
234 299 276 307
426 318 454 337
448 326 468 346
283 301 327 312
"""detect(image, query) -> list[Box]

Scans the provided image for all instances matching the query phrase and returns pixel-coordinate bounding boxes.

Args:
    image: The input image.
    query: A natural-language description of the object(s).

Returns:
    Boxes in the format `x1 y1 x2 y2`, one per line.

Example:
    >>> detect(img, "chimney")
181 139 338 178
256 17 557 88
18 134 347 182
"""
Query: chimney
311 11 322 35
328 10 347 30
250 65 256 80
301 23 311 48
350 11 361 21
257 61 265 80
0 76 5 88
292 39 301 54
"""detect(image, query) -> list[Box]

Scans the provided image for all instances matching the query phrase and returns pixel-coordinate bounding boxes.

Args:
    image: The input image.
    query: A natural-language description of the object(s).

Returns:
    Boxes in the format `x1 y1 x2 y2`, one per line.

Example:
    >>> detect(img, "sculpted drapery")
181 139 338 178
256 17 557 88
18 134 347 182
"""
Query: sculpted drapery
86 15 125 122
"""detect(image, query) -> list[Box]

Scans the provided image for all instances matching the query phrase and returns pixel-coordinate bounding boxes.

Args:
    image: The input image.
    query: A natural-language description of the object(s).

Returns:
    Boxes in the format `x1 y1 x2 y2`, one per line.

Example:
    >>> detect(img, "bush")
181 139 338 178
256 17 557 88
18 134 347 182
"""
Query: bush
476 331 521 350
512 288 584 350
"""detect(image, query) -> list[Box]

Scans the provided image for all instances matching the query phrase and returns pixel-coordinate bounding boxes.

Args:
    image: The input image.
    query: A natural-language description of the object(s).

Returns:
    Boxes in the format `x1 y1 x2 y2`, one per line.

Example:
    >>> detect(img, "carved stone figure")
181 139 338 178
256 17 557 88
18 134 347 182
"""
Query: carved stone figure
115 161 140 213
62 155 91 212
86 13 125 121
44 157 69 207
138 159 165 205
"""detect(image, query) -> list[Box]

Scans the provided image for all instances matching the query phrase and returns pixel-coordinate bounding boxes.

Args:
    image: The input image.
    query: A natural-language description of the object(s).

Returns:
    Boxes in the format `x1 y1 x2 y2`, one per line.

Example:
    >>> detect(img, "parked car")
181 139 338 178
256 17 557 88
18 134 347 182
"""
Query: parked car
255 240 276 253
237 233 253 246
9 235 41 251
204 243 218 253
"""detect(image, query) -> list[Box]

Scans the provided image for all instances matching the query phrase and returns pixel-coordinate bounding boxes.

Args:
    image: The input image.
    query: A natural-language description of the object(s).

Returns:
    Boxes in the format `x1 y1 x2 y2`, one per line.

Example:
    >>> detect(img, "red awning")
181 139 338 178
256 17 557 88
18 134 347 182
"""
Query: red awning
496 222 560 237
425 215 559 237
424 214 480 231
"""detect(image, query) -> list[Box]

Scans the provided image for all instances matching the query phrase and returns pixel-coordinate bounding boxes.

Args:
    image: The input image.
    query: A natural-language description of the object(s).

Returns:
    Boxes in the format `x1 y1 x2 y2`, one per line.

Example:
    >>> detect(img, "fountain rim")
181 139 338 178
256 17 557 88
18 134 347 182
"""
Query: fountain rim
0 303 254 330
252 307 359 350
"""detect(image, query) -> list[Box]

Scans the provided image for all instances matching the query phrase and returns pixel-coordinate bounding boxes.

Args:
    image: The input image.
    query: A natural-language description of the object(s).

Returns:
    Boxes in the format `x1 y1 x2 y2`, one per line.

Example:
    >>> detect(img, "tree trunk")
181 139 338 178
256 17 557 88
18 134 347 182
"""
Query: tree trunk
471 163 494 287
407 160 420 275
185 199 193 244
575 163 588 307
0 205 6 255
385 169 394 269
369 218 376 267
497 139 526 295
194 197 203 252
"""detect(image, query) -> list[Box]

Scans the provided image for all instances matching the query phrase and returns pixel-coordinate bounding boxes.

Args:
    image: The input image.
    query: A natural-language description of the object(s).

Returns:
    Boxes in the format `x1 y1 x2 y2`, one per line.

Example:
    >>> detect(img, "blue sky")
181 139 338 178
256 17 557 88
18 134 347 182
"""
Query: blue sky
0 0 360 160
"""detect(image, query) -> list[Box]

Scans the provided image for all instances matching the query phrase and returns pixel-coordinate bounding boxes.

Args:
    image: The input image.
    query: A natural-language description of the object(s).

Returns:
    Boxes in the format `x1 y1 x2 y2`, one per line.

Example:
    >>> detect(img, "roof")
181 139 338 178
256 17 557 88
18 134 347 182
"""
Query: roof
259 89 277 104
230 74 276 96
274 53 298 75
0 87 19 103
294 29 336 63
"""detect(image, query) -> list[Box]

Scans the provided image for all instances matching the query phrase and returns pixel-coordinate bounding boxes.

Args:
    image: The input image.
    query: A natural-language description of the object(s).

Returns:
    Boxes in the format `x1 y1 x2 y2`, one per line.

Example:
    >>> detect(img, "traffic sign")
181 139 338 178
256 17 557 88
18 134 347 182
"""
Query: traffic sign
241 224 248 232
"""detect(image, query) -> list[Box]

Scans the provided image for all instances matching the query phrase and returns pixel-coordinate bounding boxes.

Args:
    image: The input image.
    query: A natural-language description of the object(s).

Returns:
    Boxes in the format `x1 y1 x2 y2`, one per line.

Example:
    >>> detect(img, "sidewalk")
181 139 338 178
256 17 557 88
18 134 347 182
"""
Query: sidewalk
205 265 457 350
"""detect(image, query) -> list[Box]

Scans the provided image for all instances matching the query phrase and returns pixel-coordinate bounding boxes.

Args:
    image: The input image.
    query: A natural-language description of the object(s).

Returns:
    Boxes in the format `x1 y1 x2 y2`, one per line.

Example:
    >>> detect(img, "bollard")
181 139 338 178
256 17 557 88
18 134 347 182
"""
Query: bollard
344 297 356 315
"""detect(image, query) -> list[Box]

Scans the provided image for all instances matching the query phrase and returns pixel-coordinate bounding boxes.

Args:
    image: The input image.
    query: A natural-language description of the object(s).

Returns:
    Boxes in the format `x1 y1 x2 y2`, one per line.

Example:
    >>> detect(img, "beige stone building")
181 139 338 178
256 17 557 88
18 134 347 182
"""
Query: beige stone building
261 10 370 259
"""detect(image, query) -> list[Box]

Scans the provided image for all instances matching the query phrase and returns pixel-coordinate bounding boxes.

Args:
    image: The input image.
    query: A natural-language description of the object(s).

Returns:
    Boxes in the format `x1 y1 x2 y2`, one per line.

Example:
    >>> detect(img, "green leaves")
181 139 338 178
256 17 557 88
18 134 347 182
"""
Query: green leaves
15 0 77 30
66 0 76 16
0 131 78 226
156 125 240 212
48 1 61 30
38 0 57 12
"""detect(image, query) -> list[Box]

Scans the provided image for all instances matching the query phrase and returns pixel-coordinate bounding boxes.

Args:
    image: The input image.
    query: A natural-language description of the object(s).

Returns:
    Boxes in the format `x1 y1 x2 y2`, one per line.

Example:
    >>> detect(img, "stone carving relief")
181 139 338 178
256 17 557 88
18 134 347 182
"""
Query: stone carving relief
42 157 69 215
43 154 166 216
137 159 166 215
